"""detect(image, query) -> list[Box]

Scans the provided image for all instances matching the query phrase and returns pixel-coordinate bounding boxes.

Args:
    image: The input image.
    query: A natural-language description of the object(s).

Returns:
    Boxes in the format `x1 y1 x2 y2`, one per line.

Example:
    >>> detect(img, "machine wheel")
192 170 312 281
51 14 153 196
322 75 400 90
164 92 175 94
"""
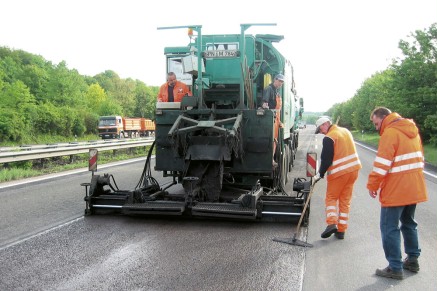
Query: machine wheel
293 132 299 160
119 132 124 139
289 139 294 170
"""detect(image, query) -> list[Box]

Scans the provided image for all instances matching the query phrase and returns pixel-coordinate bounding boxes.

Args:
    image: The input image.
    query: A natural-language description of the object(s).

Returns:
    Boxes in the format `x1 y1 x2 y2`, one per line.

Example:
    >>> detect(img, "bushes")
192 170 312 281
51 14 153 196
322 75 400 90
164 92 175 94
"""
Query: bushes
0 109 26 142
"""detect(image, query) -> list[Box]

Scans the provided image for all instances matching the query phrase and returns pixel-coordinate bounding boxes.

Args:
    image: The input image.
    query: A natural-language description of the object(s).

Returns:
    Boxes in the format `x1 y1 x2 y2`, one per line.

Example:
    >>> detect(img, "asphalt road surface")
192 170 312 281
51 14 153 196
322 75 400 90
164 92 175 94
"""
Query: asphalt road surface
0 126 435 291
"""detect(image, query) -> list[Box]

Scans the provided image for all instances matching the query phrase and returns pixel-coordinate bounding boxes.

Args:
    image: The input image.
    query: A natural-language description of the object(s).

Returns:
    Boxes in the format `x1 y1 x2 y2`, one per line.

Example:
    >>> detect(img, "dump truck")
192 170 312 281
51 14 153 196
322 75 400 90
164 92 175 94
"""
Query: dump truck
84 24 315 223
98 116 155 139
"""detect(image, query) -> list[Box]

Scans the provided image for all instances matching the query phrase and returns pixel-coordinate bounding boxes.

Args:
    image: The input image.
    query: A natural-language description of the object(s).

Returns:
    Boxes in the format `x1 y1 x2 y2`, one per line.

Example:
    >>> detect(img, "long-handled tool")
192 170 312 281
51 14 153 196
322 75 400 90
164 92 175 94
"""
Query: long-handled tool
273 177 320 247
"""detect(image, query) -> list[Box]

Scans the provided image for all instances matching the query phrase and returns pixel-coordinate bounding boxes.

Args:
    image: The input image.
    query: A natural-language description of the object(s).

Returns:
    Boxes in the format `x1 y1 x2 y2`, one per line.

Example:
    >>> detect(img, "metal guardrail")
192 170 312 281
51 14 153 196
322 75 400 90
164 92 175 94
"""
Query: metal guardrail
0 139 154 163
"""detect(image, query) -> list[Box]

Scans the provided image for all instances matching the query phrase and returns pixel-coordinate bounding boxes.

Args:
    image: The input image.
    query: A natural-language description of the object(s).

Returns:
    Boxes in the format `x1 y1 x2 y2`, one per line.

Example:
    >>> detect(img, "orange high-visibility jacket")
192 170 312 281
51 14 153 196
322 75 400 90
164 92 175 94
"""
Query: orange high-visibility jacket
157 81 192 102
367 113 428 207
325 125 362 181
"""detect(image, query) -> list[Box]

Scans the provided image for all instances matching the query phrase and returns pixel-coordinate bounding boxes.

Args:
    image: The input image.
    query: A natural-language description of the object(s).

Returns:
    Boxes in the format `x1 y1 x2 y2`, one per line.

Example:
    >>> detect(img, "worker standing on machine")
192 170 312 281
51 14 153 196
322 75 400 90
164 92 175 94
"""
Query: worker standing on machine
157 72 191 102
262 74 284 167
314 116 362 240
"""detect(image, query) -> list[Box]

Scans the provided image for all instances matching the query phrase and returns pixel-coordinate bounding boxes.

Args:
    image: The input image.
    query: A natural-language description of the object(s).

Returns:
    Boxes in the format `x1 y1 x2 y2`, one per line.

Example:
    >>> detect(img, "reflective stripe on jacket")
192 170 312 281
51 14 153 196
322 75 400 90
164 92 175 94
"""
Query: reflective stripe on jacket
325 125 362 181
158 81 191 102
366 113 428 207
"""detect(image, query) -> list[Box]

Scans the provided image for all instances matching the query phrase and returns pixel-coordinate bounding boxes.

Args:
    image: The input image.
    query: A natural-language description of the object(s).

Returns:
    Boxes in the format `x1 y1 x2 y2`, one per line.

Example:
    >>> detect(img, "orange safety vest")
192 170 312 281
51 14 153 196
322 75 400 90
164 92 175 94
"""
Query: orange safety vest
367 113 428 207
157 80 192 102
325 125 362 181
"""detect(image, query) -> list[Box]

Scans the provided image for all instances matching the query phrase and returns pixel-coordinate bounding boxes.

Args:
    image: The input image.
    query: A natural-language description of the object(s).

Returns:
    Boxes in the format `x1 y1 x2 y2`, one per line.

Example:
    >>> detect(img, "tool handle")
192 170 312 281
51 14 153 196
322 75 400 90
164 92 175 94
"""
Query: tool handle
295 181 316 234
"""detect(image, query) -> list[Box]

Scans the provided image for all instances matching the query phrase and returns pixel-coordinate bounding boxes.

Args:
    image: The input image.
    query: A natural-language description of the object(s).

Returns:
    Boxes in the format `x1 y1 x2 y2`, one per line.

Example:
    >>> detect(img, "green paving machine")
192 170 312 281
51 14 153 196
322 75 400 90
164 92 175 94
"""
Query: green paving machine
84 24 314 222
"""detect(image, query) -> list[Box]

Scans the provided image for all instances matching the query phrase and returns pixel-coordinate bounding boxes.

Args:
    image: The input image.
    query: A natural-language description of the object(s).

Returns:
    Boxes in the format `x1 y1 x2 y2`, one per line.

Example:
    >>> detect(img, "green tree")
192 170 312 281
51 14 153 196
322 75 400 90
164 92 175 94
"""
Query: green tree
43 61 87 107
94 71 137 116
0 80 35 110
33 102 62 134
98 99 123 116
114 78 136 116
350 70 394 132
85 83 107 112
0 109 25 141
134 81 158 118
424 114 437 145
19 63 49 97
83 111 100 134
0 80 36 141
94 70 118 93
327 23 437 143
0 55 22 83
385 24 437 142
332 100 354 129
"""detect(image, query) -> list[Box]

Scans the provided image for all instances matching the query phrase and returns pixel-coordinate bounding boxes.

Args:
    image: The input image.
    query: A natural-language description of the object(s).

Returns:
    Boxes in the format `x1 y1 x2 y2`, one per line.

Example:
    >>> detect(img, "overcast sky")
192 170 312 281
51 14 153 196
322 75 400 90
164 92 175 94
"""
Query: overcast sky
1 0 436 112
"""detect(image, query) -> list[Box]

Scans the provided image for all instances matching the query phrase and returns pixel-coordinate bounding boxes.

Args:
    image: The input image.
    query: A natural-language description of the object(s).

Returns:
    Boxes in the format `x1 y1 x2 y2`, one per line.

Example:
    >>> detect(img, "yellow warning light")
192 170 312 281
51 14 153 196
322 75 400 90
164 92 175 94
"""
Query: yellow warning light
188 28 193 36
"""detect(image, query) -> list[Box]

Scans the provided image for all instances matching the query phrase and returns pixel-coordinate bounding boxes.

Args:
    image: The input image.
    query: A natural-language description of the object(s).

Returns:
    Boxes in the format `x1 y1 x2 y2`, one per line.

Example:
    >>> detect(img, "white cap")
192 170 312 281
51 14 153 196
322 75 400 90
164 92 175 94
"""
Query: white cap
275 74 285 82
315 117 331 134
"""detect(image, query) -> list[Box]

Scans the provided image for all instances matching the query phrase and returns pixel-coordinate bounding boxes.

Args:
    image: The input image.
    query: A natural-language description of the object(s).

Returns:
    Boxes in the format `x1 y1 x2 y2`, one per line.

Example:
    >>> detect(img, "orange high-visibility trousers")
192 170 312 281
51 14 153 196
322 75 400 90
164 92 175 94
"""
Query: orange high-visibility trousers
325 170 359 232
272 96 282 157
275 95 282 136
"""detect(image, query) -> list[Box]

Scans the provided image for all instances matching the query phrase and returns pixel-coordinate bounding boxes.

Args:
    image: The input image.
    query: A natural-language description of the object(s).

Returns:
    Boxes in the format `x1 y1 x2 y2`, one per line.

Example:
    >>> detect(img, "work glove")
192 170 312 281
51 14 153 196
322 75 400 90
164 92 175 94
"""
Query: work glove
314 173 323 183
262 102 269 109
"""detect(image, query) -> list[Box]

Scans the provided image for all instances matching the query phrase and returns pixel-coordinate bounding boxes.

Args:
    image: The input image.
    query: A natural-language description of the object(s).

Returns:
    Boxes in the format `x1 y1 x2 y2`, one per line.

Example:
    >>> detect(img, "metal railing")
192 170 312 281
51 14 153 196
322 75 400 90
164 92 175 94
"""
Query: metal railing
0 138 154 163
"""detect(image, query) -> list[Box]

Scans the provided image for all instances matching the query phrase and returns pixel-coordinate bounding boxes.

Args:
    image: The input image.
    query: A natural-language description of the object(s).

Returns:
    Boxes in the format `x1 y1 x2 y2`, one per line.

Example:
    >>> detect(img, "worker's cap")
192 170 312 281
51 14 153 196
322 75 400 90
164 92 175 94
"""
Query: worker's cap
275 74 285 82
315 117 331 134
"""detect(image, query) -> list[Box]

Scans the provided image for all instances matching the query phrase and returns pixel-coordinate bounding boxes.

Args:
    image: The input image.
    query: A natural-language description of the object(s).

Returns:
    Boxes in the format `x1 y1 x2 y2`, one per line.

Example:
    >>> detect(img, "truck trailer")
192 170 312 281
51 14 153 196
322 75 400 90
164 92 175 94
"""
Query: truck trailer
98 116 155 139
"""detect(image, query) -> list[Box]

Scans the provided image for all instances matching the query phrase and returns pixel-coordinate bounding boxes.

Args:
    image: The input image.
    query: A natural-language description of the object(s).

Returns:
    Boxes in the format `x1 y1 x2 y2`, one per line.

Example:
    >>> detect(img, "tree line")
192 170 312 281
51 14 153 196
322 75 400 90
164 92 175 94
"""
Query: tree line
326 23 437 145
0 48 158 143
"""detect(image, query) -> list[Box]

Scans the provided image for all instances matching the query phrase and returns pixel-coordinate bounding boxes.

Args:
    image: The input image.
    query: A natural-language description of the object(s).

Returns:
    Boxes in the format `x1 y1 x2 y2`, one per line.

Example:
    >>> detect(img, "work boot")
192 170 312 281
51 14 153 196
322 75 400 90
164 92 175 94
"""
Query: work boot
403 256 420 272
335 231 345 239
375 266 404 280
321 224 337 238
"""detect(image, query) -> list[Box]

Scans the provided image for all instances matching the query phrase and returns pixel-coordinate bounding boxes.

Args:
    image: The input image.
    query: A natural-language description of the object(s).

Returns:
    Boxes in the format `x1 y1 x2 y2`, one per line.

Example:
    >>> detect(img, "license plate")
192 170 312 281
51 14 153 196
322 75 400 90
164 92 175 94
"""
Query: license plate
203 50 238 58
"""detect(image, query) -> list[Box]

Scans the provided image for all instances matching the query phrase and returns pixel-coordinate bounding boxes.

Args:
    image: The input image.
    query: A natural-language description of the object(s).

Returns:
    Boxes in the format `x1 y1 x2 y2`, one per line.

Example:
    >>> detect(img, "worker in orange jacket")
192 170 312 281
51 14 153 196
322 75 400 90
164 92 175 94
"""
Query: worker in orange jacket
262 74 284 167
315 116 362 240
367 107 428 280
157 72 191 102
